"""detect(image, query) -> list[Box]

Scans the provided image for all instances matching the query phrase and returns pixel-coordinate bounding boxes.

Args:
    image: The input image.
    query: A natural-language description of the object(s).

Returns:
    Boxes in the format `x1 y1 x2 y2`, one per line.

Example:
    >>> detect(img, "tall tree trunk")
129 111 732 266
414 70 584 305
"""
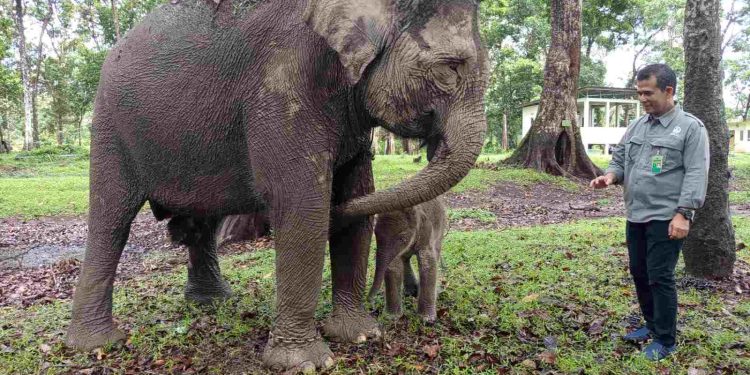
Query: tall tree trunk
77 113 84 147
215 213 270 247
743 92 750 121
401 137 411 154
0 115 6 153
14 0 34 151
502 111 509 151
31 3 52 146
503 0 600 178
385 132 395 155
111 0 121 42
56 115 63 145
682 0 735 278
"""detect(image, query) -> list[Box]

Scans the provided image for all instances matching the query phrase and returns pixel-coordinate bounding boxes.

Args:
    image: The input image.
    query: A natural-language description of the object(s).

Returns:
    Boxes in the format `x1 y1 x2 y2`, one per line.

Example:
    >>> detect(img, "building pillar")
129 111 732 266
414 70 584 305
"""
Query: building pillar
605 101 611 128
583 99 590 128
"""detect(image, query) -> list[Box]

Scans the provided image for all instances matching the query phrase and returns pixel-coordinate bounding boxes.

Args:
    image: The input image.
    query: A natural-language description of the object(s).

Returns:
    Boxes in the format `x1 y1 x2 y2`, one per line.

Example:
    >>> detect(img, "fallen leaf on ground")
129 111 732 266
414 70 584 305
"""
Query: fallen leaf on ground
587 318 605 336
538 351 556 365
522 293 539 303
423 344 440 359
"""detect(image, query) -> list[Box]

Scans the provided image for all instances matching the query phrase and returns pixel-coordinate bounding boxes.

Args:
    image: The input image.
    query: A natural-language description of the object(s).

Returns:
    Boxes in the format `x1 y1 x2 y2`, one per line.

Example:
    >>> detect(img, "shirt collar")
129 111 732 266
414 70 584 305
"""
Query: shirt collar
647 105 680 128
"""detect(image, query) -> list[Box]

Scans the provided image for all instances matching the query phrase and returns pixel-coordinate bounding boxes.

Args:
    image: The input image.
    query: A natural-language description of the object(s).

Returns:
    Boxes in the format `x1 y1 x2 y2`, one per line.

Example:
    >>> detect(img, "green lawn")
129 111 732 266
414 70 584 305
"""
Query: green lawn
1 218 747 374
0 153 579 219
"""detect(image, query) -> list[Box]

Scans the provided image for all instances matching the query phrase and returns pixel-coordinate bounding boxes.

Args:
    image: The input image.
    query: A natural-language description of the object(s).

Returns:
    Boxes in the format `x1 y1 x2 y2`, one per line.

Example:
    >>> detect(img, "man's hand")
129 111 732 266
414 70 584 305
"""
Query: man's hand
668 214 690 240
589 172 616 189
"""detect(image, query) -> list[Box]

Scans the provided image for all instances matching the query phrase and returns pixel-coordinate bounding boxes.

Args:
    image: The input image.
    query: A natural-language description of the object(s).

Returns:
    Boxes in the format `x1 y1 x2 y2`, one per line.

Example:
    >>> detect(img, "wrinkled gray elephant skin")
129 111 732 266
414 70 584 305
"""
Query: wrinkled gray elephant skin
66 0 489 370
369 196 448 323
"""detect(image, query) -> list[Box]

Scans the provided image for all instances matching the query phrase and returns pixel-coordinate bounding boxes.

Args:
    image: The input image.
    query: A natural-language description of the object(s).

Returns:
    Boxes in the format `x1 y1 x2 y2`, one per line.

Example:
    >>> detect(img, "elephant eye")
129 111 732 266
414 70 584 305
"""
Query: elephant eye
444 59 465 74
448 61 461 73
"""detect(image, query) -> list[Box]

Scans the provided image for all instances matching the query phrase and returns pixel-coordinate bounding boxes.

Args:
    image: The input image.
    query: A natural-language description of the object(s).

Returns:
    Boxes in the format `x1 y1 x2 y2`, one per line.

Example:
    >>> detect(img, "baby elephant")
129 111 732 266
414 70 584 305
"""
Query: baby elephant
368 197 448 322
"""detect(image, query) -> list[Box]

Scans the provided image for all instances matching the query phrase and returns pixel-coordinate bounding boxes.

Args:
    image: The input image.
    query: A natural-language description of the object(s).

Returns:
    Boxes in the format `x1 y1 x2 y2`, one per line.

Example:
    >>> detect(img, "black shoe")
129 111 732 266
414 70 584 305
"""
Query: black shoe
643 341 676 361
623 326 652 342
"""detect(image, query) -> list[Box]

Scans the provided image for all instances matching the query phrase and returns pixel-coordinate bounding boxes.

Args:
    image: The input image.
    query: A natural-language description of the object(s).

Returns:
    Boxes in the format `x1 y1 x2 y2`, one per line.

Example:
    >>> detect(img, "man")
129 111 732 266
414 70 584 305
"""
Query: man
590 64 709 361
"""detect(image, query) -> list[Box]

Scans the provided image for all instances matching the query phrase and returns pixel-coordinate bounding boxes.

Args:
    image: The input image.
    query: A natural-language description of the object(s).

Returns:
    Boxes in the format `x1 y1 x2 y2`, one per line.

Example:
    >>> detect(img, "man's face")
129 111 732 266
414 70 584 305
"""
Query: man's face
636 75 674 116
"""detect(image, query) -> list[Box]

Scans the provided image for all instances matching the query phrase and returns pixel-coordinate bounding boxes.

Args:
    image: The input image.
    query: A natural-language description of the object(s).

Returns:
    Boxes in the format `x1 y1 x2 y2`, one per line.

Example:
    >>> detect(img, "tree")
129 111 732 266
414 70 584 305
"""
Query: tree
624 0 686 87
503 0 601 178
484 49 543 150
13 0 34 151
682 0 736 278
0 4 21 151
581 0 635 58
28 0 53 146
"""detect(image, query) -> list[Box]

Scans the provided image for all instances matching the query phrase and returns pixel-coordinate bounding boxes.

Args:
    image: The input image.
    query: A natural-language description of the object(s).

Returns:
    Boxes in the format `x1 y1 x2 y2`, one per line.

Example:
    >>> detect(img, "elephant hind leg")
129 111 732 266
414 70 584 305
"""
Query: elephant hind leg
168 216 232 305
66 177 144 350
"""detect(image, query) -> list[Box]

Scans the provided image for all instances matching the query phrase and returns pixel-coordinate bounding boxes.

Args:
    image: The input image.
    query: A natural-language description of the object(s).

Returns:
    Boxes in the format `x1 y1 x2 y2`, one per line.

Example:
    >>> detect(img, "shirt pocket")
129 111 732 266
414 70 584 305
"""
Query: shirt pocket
625 136 644 165
648 137 684 174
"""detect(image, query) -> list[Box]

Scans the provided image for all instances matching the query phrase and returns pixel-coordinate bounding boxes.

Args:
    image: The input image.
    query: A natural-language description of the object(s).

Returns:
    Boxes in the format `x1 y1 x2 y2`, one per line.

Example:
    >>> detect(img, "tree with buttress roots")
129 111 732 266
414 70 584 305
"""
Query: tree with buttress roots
503 0 601 179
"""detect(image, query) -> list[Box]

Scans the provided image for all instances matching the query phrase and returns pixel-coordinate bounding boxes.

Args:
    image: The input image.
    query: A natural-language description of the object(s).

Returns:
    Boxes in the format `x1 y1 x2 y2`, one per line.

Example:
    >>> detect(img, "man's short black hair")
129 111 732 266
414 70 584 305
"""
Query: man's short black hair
636 64 677 94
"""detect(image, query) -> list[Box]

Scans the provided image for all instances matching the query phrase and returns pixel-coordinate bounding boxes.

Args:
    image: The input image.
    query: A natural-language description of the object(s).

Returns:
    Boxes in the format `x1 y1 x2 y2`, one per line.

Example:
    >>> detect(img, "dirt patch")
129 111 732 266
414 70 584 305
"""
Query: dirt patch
0 212 271 308
446 181 626 230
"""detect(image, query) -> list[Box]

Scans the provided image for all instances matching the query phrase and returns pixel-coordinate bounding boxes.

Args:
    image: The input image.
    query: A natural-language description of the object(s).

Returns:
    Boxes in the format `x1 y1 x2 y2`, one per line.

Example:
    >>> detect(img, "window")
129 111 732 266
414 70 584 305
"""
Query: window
742 130 745 142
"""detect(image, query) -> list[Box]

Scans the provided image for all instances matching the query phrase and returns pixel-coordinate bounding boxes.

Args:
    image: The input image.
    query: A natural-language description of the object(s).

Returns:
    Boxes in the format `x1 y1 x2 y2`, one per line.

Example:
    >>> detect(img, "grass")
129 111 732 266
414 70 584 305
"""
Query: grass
373 154 579 193
1 218 748 374
447 208 497 223
0 153 580 219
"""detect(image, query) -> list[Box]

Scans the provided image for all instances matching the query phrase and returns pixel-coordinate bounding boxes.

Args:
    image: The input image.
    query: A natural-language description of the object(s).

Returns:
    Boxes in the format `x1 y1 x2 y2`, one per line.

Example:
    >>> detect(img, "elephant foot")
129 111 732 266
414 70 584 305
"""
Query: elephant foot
184 278 232 305
419 311 437 325
262 332 334 372
322 311 382 343
65 321 127 351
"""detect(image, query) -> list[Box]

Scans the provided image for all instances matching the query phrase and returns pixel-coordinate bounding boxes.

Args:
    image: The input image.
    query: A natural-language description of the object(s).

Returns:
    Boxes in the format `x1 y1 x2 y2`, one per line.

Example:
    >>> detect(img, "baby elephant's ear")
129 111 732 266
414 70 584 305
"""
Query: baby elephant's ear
305 0 391 85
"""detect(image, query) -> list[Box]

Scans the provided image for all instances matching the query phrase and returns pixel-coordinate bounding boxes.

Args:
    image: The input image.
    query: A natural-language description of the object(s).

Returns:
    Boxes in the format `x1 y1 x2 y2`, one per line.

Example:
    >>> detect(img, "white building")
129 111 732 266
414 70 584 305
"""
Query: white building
521 87 643 154
729 121 750 153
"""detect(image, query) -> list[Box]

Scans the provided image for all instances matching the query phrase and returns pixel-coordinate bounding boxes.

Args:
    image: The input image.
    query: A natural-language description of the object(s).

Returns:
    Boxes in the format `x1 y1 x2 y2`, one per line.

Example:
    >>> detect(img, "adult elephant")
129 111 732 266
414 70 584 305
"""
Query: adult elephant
66 0 488 370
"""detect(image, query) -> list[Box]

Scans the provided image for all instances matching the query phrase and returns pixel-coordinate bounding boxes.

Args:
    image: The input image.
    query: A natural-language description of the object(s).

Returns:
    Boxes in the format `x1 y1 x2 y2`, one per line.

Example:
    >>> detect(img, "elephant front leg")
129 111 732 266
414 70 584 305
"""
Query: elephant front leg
66 180 143 350
261 210 334 371
323 154 381 343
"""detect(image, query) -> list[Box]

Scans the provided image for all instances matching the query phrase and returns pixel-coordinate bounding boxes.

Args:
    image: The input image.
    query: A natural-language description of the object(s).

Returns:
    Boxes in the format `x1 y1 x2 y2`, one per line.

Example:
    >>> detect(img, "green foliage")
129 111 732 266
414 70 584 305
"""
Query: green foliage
484 48 543 148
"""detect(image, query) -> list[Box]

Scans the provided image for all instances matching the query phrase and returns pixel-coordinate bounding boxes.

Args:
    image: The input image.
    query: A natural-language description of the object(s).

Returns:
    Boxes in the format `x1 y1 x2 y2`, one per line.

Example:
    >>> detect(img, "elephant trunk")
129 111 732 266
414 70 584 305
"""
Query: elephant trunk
336 99 486 220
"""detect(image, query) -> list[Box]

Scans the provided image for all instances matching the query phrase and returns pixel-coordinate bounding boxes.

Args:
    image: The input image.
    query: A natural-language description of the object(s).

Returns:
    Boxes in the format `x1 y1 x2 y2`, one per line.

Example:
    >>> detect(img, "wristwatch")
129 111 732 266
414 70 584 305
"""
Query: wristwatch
676 207 695 223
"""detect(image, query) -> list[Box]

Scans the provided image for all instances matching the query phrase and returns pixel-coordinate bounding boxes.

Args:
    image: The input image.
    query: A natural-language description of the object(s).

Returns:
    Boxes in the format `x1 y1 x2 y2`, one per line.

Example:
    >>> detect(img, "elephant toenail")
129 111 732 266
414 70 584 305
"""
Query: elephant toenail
323 356 334 368
300 361 316 374
355 334 367 343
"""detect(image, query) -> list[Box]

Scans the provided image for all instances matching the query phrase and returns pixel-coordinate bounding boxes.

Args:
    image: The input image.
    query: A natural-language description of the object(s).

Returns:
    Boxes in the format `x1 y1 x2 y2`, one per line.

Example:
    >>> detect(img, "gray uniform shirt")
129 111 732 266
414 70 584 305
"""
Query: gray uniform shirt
606 106 710 223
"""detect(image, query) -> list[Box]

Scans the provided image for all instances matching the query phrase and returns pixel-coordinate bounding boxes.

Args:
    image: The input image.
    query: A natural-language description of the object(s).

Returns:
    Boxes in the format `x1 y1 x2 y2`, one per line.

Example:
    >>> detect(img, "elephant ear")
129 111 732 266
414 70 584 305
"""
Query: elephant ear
305 0 391 85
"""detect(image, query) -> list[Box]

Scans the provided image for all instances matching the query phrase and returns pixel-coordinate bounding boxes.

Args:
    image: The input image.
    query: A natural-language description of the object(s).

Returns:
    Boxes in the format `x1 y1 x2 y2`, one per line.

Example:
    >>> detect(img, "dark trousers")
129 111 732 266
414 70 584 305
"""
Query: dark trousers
626 220 683 346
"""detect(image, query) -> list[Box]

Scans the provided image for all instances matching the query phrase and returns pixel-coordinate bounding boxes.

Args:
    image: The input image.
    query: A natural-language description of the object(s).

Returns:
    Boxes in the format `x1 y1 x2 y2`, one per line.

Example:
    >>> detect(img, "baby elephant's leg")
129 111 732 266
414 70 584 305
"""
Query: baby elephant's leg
416 248 439 323
384 260 405 316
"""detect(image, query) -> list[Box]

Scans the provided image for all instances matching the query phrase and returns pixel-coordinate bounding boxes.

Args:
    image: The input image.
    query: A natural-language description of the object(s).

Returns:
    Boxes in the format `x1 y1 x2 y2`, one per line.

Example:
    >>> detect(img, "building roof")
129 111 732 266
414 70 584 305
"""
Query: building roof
521 86 638 108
